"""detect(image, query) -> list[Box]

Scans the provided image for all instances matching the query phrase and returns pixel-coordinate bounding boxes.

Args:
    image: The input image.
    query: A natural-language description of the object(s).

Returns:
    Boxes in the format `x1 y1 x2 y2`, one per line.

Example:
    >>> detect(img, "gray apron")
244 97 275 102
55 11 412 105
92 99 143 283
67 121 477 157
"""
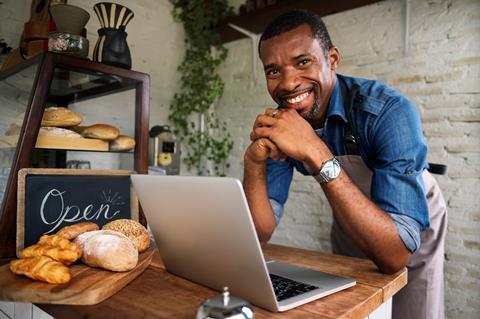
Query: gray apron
331 155 447 319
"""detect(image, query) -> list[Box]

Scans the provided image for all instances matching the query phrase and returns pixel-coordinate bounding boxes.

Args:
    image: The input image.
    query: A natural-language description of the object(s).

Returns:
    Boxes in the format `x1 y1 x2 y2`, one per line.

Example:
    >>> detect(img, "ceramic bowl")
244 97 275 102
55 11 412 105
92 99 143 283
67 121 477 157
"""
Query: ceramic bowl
49 4 90 35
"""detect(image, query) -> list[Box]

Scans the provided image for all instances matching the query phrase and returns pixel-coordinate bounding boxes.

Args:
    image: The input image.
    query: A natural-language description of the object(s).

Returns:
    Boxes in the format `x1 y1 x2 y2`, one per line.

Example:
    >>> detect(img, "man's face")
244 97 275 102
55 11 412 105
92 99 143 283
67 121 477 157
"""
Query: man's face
259 24 339 127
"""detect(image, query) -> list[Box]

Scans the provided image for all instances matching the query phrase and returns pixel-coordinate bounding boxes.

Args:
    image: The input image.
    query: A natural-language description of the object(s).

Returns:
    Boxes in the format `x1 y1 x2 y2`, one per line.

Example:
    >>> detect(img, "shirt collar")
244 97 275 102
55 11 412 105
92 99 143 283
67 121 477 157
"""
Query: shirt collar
326 75 348 123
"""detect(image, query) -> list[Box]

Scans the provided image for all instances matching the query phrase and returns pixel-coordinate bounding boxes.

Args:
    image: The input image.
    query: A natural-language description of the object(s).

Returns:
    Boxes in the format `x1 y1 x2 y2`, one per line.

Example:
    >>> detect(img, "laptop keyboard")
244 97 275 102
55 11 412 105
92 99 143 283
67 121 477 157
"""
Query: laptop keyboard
269 273 319 301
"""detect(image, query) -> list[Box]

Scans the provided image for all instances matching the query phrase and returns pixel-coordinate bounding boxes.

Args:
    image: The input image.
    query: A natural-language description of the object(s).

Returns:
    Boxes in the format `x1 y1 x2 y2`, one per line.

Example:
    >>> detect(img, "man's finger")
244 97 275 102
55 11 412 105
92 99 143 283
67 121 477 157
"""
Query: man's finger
259 138 285 160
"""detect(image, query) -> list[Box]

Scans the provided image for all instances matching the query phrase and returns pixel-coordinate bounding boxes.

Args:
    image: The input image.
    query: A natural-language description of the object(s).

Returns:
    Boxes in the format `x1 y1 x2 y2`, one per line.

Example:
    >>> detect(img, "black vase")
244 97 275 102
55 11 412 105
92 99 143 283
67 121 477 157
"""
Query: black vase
93 2 134 69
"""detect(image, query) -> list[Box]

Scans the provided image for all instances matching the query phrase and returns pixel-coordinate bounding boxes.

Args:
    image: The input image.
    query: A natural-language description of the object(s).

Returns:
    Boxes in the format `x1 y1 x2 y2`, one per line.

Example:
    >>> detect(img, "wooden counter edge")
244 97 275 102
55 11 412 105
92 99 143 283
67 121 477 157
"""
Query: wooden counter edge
263 243 408 302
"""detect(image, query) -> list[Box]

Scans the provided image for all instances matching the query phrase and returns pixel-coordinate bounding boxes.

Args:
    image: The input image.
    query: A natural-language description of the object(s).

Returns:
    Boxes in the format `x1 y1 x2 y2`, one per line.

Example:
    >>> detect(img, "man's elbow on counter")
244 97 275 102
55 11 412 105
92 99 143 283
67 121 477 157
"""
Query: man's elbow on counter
256 228 274 244
258 232 272 244
377 254 410 274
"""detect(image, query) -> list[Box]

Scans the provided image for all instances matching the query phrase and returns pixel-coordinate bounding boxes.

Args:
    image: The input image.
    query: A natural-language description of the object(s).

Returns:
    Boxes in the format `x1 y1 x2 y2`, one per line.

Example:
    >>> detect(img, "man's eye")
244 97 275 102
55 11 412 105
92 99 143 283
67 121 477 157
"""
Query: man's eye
298 59 310 66
266 69 278 76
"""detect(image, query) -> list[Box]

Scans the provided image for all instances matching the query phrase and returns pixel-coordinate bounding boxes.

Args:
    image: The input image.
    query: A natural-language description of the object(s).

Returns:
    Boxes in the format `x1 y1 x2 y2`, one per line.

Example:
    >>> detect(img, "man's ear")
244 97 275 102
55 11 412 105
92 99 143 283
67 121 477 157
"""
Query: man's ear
328 46 340 70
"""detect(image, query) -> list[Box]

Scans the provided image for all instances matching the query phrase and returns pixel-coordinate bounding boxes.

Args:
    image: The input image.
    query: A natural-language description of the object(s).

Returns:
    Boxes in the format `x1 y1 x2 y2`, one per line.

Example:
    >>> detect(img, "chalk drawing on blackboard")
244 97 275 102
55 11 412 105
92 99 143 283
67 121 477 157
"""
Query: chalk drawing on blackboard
102 189 126 206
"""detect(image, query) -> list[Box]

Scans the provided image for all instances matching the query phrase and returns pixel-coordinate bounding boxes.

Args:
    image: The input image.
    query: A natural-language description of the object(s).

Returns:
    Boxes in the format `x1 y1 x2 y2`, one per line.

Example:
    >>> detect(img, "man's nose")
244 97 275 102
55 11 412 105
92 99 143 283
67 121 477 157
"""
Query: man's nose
279 68 300 92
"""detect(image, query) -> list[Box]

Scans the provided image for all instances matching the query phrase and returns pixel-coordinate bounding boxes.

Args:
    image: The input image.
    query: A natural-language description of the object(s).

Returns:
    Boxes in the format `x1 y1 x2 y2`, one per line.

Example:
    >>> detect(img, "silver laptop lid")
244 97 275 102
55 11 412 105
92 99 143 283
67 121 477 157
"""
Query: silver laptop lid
131 175 278 310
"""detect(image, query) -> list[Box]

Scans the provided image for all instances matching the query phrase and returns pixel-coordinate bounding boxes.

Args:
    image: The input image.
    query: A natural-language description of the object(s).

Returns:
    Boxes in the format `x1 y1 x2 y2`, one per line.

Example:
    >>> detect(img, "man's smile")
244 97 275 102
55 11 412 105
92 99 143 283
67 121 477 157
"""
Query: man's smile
280 88 314 111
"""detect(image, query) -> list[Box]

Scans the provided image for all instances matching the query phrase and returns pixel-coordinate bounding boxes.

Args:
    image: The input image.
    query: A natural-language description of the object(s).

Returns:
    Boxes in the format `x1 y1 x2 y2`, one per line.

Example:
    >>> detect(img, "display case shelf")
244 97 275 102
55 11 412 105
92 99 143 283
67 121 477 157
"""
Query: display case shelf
0 52 150 257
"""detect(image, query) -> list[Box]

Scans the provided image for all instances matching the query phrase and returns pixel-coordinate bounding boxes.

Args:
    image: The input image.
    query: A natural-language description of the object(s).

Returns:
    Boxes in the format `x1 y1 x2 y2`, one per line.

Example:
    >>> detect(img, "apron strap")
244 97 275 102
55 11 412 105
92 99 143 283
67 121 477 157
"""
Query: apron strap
338 78 360 156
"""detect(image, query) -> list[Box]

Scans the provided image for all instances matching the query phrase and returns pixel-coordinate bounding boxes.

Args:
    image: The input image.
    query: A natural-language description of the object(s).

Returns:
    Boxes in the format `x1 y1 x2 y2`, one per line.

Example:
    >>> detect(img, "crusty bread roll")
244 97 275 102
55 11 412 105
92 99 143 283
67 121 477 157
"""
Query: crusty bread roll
74 230 138 272
109 135 135 152
56 222 99 240
103 219 150 253
42 107 83 127
39 126 82 138
81 124 119 141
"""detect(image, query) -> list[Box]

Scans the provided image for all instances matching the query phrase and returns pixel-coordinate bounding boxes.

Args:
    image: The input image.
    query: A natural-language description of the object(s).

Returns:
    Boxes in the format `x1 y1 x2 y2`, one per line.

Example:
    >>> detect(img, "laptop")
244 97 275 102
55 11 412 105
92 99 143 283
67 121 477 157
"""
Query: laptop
131 175 355 312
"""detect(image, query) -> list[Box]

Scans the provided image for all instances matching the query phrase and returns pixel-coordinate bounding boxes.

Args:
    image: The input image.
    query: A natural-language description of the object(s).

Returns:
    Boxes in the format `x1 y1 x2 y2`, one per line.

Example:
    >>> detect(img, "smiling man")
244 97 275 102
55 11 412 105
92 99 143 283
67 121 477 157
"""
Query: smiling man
243 10 447 319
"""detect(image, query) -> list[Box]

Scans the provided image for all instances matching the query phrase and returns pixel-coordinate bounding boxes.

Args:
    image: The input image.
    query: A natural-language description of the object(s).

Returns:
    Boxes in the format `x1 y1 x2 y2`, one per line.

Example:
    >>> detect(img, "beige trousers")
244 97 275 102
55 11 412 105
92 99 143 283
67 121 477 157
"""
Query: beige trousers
330 155 447 319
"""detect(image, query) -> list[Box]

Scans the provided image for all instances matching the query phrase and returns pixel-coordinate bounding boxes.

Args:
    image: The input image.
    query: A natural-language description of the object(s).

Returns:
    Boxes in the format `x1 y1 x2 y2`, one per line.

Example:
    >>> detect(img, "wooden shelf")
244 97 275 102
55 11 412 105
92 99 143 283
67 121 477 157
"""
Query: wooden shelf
216 0 385 43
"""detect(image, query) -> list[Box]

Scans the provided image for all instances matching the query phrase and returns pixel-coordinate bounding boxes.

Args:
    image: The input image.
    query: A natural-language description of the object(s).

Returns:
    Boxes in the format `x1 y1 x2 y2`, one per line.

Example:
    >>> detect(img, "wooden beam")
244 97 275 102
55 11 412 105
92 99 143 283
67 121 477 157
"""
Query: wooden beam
216 0 384 44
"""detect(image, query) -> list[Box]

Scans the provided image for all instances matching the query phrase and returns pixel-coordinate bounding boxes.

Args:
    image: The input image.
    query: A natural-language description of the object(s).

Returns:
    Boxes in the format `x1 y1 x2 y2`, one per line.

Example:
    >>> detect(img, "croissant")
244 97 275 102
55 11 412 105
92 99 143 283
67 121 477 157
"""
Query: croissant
20 244 81 265
10 256 71 284
38 234 81 252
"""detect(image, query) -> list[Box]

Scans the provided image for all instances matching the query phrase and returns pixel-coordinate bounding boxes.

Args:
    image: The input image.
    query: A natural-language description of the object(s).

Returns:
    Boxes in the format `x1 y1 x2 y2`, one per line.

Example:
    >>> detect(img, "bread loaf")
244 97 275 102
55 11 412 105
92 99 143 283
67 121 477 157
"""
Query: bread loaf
56 222 99 240
41 107 83 127
81 124 119 141
74 230 138 272
39 126 82 138
103 219 150 253
109 135 135 152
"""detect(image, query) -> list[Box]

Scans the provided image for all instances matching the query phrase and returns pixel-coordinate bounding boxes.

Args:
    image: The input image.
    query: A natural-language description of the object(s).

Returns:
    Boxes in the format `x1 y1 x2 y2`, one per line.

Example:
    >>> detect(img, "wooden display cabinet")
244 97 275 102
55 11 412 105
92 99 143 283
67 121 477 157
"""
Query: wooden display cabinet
0 52 150 258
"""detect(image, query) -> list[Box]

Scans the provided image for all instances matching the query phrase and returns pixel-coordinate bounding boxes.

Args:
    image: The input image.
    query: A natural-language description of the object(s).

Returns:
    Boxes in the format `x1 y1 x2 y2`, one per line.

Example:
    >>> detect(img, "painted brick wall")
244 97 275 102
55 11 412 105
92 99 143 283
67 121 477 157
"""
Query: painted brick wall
217 0 480 317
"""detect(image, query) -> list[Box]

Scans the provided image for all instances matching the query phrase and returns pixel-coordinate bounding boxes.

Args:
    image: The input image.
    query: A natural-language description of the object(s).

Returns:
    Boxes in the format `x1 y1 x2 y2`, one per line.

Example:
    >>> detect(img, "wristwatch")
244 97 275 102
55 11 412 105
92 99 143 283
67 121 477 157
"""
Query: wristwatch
313 157 341 183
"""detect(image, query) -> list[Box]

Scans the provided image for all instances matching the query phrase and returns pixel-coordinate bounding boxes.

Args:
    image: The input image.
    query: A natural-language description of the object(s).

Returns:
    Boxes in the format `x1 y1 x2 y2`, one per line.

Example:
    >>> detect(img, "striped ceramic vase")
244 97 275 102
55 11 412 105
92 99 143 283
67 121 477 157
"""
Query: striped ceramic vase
92 2 134 69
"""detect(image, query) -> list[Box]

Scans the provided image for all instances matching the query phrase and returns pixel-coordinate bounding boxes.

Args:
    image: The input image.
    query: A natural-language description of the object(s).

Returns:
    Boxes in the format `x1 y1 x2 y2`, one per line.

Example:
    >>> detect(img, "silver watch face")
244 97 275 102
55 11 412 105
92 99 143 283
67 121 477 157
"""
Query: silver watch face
321 158 341 181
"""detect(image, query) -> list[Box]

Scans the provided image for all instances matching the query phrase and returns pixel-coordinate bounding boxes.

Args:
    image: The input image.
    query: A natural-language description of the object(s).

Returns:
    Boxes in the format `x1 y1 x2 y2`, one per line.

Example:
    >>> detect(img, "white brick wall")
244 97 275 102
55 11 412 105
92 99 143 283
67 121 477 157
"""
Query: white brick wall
217 0 480 318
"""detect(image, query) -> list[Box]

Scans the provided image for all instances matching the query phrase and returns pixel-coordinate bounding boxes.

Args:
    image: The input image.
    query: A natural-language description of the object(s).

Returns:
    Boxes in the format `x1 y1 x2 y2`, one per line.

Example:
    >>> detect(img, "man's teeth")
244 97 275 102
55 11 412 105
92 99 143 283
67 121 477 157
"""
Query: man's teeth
286 91 309 104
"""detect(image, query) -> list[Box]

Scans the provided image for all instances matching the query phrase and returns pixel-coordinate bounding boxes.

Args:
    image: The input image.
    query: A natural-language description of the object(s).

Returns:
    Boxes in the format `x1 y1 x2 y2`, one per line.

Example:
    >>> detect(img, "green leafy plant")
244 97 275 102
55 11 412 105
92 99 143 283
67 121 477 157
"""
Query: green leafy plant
170 0 234 176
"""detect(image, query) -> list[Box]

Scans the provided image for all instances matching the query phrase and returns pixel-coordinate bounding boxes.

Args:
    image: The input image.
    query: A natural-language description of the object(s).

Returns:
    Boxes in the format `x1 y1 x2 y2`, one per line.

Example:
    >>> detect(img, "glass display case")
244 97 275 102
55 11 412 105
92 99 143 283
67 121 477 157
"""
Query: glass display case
0 52 150 257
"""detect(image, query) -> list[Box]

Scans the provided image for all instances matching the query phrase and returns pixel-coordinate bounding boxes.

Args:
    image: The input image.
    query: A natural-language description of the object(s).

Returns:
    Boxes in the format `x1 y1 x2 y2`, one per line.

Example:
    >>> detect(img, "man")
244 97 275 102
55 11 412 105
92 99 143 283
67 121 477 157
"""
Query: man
243 10 447 319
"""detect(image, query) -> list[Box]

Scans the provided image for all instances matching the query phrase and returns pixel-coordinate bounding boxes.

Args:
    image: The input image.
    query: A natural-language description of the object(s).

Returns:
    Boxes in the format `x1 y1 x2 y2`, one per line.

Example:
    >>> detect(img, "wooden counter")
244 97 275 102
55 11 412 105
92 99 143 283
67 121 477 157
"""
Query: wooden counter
36 244 407 319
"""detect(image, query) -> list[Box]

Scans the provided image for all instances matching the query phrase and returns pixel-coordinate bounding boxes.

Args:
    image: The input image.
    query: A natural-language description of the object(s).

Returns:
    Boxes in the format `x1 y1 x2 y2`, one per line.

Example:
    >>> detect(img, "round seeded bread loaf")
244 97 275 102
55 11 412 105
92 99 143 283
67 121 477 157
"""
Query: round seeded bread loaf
102 219 150 253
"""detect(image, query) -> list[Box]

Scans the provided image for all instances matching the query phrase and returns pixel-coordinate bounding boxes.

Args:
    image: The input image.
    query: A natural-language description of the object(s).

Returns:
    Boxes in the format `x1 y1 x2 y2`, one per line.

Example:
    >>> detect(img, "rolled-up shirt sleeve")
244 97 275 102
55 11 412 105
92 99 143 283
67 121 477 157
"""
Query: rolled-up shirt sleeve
270 198 284 226
266 158 294 226
389 213 421 253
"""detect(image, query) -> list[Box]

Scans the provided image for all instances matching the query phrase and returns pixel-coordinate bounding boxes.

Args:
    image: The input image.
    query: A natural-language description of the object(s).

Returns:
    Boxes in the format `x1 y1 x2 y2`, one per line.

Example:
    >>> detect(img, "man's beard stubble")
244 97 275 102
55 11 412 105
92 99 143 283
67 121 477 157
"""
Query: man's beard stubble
303 94 322 122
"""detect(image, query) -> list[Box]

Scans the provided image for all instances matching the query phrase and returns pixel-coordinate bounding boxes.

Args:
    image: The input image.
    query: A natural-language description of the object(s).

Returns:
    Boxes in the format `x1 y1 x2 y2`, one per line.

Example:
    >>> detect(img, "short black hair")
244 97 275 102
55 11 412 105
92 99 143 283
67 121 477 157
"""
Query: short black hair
259 10 333 58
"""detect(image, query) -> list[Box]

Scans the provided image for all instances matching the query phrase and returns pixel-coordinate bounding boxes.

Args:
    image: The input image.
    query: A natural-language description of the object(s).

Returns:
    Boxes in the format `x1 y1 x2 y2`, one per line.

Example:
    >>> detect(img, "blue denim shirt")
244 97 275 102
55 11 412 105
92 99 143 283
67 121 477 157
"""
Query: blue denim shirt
266 74 429 253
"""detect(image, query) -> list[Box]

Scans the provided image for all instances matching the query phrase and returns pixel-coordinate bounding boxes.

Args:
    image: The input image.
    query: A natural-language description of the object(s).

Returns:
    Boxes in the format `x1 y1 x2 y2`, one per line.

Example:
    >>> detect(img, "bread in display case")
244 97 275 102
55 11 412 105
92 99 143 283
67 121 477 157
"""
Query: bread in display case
0 52 150 258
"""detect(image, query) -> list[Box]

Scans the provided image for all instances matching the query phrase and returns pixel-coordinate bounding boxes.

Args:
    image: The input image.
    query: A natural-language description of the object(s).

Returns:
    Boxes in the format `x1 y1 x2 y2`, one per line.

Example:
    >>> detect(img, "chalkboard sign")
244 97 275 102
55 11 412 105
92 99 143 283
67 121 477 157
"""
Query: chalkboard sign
16 168 138 255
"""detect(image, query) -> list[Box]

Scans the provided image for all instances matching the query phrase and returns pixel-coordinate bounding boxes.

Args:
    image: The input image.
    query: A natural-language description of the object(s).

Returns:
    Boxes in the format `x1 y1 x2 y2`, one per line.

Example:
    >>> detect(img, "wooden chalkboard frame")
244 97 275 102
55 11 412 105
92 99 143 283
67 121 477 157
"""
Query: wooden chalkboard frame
16 168 139 255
